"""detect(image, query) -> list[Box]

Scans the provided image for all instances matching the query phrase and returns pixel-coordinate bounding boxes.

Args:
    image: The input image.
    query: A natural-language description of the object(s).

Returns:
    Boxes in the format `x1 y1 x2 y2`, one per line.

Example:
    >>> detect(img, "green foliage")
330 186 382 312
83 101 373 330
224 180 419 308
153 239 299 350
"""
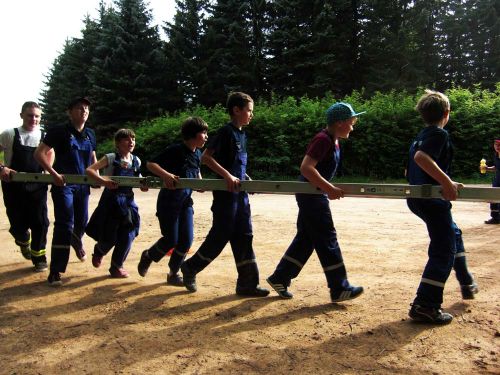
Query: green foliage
118 87 498 179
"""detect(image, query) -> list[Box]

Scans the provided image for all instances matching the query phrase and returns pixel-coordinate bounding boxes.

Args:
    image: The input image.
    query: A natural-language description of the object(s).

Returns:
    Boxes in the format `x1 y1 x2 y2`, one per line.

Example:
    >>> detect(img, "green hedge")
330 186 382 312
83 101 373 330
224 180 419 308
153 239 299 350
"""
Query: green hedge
97 85 500 179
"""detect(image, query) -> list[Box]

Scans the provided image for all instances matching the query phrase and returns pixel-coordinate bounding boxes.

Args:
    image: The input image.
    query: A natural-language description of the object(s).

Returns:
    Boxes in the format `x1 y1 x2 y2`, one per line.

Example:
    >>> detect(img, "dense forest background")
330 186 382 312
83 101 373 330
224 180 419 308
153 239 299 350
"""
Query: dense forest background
40 0 499 179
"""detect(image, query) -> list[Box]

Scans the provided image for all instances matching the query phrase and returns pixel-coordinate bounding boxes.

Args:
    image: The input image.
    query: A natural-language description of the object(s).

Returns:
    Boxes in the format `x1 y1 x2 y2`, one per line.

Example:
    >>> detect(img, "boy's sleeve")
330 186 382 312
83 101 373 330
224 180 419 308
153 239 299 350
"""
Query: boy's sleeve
306 136 331 162
42 126 60 149
205 126 227 153
418 130 447 160
150 145 175 171
0 129 12 151
89 129 97 151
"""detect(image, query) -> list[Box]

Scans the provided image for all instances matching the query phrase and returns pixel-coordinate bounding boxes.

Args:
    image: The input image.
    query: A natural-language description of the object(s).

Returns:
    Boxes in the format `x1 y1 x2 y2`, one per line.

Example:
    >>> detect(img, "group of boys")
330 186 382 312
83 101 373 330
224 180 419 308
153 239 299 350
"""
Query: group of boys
1 90 496 325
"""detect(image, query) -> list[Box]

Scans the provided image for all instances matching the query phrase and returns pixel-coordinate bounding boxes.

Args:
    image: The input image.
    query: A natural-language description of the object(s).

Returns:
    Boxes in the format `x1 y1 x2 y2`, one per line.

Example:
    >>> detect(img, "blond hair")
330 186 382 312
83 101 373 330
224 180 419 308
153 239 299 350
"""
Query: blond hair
415 89 450 125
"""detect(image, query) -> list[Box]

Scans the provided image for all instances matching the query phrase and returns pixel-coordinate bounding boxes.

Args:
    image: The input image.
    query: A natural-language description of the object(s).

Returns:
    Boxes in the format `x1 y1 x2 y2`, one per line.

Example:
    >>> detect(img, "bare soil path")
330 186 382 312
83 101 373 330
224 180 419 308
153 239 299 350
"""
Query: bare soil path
0 188 498 374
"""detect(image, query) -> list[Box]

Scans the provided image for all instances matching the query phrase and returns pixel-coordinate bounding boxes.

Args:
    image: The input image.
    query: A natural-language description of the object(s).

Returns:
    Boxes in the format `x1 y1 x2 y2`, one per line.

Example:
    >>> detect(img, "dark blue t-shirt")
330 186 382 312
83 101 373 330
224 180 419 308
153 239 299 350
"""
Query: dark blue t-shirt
151 142 201 179
206 123 246 176
492 153 500 186
407 125 453 185
42 123 96 174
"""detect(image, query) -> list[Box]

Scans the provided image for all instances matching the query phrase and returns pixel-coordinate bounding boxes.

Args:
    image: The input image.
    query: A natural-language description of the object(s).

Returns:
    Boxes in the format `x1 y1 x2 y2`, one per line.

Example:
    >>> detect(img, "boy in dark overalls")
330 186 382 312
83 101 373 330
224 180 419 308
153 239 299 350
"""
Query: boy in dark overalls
86 129 146 278
181 92 269 297
137 117 208 285
0 101 49 271
406 89 478 324
35 97 97 286
483 139 500 224
266 102 364 303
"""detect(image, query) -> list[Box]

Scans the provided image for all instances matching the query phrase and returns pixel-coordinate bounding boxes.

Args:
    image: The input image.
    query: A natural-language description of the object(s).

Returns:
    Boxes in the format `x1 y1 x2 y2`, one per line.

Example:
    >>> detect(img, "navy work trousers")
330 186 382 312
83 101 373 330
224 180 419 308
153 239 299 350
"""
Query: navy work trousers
407 198 473 308
50 185 89 273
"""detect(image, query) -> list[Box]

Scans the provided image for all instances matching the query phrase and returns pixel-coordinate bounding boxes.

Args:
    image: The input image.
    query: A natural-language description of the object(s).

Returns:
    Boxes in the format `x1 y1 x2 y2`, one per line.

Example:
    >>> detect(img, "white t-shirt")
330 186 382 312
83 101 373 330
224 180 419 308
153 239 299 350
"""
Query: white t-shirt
0 126 43 166
102 153 142 176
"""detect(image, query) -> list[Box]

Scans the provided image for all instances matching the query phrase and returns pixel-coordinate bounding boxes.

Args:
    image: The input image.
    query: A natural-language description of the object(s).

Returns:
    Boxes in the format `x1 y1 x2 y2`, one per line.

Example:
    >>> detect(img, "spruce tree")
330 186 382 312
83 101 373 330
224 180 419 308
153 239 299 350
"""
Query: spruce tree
88 0 180 138
164 0 208 106
40 15 102 127
197 0 256 107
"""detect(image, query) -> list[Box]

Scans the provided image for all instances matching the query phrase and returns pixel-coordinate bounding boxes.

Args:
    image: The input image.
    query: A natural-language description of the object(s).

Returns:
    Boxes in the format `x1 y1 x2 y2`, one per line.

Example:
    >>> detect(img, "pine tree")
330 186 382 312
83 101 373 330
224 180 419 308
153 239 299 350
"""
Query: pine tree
88 0 180 138
40 15 102 127
197 0 256 107
467 0 500 88
164 0 208 106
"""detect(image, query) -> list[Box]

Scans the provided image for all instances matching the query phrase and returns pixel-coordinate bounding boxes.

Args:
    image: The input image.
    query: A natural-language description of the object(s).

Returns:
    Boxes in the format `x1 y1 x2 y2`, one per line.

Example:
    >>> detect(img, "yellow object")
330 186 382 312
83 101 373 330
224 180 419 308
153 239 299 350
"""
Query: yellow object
480 158 487 174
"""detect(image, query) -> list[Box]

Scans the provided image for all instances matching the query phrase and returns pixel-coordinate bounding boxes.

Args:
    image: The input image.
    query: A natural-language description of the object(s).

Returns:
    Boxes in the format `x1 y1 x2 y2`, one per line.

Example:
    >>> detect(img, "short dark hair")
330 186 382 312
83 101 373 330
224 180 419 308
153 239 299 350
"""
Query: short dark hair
416 89 450 125
21 101 41 113
114 128 136 143
226 92 253 116
181 117 208 140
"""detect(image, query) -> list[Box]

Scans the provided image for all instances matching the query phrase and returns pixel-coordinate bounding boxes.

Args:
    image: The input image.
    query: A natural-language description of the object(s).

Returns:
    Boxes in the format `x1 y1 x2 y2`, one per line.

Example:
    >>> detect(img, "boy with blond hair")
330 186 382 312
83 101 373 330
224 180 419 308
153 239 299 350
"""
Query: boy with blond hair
406 89 478 324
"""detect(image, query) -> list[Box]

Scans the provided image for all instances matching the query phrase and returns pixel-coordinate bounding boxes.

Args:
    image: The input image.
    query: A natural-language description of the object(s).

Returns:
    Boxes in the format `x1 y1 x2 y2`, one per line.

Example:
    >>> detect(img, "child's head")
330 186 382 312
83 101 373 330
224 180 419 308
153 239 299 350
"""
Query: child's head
416 89 450 125
226 92 254 127
494 139 500 153
114 128 136 154
226 92 253 116
325 102 365 139
20 101 42 131
181 116 209 140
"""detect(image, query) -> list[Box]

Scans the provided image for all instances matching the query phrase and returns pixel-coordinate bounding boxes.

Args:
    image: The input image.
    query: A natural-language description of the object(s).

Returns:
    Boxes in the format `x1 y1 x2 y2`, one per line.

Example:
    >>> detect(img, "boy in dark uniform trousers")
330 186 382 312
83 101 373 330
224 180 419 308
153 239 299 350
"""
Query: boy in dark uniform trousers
266 102 364 303
35 97 97 286
483 139 500 224
181 92 269 297
137 117 208 285
86 129 147 278
406 89 478 324
0 101 51 271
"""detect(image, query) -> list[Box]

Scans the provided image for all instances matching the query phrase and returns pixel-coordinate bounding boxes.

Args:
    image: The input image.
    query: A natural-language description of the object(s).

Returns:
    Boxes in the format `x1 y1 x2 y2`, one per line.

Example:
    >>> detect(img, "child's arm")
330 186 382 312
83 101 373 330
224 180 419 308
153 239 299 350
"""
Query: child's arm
86 156 118 189
146 161 179 189
300 155 344 200
414 150 463 200
201 148 240 192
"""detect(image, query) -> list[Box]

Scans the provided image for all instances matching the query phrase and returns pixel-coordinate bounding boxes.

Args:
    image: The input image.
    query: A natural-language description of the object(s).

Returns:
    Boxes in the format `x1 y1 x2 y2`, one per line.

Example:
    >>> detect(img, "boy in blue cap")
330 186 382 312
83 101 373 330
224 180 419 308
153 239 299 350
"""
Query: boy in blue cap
181 92 269 297
266 102 364 303
137 117 208 285
0 101 50 271
406 89 478 324
35 97 97 286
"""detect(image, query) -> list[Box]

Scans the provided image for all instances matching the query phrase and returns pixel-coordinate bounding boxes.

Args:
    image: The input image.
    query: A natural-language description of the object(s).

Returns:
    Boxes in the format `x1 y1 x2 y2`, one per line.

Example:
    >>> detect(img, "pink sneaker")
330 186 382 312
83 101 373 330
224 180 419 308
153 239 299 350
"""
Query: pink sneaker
110 267 130 278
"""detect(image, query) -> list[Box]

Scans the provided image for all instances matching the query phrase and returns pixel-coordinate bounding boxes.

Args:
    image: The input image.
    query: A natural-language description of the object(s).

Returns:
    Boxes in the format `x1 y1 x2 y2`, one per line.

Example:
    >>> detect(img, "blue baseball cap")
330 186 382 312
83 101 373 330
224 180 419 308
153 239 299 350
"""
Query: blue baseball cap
326 102 366 124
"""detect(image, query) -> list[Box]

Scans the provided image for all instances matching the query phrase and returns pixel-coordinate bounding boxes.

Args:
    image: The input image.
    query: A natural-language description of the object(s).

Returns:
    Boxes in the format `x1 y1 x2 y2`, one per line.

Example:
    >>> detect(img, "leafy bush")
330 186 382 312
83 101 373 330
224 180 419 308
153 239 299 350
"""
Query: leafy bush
96 86 500 179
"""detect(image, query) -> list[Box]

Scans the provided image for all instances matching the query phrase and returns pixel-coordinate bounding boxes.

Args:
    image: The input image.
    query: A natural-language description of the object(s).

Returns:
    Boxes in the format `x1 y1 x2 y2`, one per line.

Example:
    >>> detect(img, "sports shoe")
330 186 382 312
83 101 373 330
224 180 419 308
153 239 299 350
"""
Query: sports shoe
181 263 197 292
48 272 62 287
34 261 48 272
330 285 364 302
460 281 479 299
92 253 103 268
110 267 130 278
236 285 270 297
409 304 453 324
74 248 87 262
137 250 152 277
166 273 184 287
20 245 31 260
266 276 293 299
484 218 500 224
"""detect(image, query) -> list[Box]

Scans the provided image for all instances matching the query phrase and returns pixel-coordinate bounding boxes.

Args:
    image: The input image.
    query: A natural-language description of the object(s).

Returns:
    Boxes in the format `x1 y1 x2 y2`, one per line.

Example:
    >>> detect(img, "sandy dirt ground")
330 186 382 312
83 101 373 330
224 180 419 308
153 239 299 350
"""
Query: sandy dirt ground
0 187 498 374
